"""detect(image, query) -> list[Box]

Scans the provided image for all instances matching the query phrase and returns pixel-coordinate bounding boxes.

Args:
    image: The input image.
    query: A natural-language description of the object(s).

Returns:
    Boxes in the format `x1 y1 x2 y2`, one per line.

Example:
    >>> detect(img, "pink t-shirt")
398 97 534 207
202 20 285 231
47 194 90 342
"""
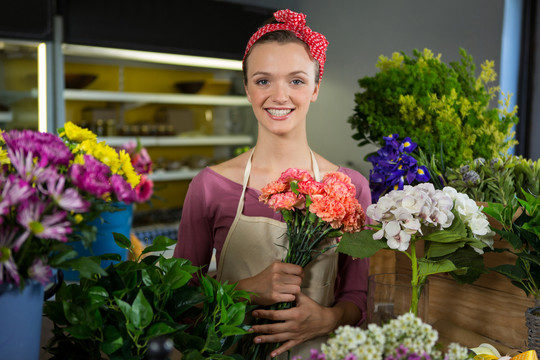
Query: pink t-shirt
174 166 371 317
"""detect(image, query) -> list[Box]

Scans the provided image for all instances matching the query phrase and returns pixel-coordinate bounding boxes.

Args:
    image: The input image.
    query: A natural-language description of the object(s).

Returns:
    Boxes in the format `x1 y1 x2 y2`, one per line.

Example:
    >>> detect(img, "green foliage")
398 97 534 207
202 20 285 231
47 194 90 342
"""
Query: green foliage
348 48 518 169
447 155 540 208
43 234 252 360
483 190 540 299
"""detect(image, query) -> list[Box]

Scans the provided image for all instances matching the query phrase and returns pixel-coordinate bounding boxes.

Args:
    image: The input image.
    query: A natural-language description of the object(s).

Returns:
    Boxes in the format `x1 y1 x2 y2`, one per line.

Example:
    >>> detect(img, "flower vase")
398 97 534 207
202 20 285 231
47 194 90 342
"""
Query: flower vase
366 273 429 326
64 202 133 281
0 281 44 359
526 300 540 352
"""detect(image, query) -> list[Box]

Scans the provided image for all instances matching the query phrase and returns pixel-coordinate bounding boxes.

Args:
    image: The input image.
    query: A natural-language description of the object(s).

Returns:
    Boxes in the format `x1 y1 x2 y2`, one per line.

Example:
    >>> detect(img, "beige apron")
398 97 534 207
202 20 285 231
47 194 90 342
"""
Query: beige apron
216 149 338 359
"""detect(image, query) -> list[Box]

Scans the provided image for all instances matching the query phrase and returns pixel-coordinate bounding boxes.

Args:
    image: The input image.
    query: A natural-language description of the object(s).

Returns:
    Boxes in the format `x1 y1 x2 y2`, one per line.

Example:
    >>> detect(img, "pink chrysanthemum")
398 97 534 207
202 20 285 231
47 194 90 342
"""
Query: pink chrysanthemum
69 155 112 198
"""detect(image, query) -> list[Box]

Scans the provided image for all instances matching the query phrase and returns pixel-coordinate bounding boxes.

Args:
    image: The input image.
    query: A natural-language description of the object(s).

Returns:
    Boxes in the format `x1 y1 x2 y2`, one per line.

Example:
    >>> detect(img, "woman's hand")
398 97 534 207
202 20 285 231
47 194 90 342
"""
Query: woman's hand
248 294 362 358
236 261 304 306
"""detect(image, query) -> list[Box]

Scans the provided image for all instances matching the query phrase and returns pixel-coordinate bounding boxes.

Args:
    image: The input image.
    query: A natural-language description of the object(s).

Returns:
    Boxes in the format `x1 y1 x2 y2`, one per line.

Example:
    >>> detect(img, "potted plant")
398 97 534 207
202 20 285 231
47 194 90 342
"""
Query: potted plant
44 234 252 359
482 190 540 351
0 123 146 358
348 48 518 171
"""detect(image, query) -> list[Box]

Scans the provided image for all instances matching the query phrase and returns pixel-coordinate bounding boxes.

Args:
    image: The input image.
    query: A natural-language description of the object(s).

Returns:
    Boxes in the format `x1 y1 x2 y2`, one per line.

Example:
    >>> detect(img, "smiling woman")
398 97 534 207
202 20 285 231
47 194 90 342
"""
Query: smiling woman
173 9 372 360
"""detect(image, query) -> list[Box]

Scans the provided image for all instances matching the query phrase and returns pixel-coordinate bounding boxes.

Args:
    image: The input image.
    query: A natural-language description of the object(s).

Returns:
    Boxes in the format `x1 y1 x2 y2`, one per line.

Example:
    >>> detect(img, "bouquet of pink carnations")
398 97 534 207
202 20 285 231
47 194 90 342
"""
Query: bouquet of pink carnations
247 168 366 359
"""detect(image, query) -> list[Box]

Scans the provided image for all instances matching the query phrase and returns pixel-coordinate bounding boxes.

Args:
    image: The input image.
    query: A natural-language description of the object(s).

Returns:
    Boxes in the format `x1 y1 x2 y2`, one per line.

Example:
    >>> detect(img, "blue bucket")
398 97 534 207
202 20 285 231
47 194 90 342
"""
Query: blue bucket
64 202 133 281
0 281 44 359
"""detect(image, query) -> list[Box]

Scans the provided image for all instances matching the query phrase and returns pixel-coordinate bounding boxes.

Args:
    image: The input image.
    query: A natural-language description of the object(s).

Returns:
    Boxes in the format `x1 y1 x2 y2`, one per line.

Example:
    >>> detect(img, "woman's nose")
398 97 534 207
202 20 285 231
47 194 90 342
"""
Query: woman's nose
271 82 289 103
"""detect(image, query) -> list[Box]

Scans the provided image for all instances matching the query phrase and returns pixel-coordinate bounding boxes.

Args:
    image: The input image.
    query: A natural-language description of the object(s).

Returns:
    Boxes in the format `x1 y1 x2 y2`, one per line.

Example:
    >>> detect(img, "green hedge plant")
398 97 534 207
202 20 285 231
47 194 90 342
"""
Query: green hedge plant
349 48 518 169
44 234 252 360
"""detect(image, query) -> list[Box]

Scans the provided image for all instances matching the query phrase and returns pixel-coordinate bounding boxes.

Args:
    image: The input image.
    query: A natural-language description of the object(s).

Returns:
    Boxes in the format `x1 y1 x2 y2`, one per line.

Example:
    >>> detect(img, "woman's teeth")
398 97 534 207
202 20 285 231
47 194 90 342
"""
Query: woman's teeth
267 109 292 116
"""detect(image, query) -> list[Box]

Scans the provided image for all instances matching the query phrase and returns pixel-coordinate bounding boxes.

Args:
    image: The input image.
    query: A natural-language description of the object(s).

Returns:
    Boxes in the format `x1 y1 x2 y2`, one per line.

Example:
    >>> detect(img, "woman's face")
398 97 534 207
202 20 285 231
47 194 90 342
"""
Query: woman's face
244 41 320 137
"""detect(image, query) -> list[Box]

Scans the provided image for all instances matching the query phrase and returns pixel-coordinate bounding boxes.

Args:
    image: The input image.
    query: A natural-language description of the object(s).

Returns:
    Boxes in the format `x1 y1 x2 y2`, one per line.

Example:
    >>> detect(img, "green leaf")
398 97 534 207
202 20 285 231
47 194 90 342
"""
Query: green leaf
423 229 464 243
491 264 526 281
182 349 205 360
141 235 176 254
88 286 109 306
113 232 132 249
427 241 466 257
102 325 123 354
221 302 246 327
337 230 386 259
65 324 93 339
418 258 461 277
115 297 132 322
202 324 221 353
218 325 248 337
62 302 86 325
64 257 108 279
164 266 193 290
131 290 154 328
146 322 178 338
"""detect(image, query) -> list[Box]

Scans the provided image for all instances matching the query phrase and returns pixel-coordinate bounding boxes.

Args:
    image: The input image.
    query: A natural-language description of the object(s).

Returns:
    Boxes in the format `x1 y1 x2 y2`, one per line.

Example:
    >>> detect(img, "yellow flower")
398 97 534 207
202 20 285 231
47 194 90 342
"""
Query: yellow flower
0 131 9 165
63 121 97 143
74 214 84 224
117 149 140 188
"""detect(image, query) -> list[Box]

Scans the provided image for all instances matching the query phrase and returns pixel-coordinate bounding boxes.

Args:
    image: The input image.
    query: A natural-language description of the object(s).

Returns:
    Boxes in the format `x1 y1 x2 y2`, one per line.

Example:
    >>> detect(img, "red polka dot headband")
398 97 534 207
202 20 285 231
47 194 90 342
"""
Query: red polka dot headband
243 9 329 81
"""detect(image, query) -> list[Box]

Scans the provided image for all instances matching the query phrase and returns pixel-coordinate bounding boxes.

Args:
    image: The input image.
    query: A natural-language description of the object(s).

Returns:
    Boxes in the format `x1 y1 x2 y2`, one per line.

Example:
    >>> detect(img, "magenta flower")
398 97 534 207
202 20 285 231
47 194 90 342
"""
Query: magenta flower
111 174 136 204
121 140 152 175
0 175 35 219
28 258 53 286
69 155 112 198
134 175 154 203
2 129 72 167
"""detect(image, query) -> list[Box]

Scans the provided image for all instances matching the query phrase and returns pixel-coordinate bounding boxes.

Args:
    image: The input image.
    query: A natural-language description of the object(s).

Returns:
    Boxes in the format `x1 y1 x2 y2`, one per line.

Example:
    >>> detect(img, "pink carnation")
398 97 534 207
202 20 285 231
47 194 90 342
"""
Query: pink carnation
278 168 313 184
267 192 305 211
297 180 325 196
260 180 288 203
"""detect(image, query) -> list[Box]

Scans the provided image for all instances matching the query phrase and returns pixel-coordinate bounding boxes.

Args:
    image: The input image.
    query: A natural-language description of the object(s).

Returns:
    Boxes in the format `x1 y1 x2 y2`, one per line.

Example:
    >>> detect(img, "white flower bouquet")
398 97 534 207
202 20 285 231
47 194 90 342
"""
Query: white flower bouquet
306 312 470 360
338 183 495 315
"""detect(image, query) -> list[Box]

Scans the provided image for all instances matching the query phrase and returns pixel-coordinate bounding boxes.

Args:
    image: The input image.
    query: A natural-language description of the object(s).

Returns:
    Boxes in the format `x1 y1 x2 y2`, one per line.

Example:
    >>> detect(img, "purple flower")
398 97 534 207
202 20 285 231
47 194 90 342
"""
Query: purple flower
28 258 53 286
2 130 72 167
396 344 408 358
368 134 431 202
16 197 72 249
0 175 35 220
309 349 326 360
69 155 112 198
40 172 91 212
111 174 136 204
345 354 358 360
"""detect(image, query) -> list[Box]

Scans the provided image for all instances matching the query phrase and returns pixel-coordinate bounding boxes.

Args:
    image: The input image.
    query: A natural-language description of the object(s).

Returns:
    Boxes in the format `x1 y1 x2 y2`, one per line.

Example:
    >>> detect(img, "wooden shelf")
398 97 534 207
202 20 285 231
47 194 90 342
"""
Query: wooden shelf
97 135 253 147
64 89 250 107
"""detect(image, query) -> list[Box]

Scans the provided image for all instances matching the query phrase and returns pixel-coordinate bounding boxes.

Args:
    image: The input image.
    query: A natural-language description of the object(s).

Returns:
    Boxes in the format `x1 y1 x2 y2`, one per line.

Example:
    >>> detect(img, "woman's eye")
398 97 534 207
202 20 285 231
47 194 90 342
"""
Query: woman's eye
256 79 269 85
291 79 304 85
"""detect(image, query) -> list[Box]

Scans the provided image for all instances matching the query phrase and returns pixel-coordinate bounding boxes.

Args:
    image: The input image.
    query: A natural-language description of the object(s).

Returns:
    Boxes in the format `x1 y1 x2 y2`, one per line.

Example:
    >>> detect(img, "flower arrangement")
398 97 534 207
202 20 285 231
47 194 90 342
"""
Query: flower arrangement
348 48 518 170
0 122 142 288
247 168 367 359
338 183 494 315
119 139 154 203
305 312 470 360
367 133 431 203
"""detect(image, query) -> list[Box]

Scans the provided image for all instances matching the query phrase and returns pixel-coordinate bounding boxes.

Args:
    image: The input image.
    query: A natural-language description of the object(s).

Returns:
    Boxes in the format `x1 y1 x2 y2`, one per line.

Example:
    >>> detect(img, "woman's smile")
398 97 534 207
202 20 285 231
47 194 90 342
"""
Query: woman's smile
266 108 295 119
